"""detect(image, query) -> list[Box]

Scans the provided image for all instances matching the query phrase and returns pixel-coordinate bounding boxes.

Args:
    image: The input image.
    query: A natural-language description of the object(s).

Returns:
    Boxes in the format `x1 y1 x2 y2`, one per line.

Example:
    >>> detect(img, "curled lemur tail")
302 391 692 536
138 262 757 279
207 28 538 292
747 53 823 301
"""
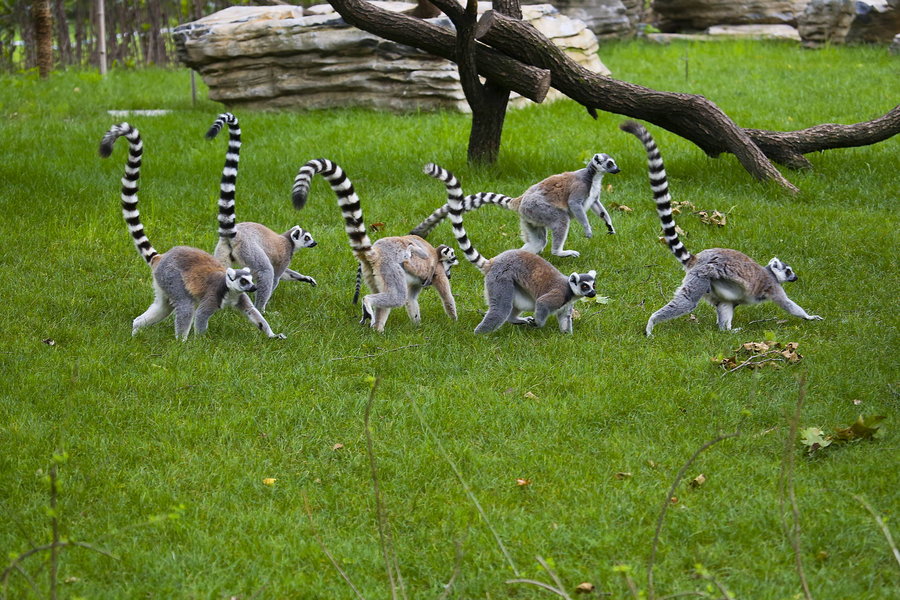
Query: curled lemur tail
619 121 693 267
423 163 488 271
99 123 159 265
206 112 240 243
293 158 371 254
410 192 514 237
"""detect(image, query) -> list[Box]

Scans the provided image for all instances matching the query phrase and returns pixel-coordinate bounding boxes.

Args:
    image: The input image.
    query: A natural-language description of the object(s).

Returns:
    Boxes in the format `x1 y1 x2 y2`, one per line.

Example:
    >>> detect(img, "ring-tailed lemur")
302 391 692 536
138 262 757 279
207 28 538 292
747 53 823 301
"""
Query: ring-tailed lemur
619 120 823 336
291 158 458 332
99 123 285 340
206 113 318 313
424 163 598 334
411 153 620 257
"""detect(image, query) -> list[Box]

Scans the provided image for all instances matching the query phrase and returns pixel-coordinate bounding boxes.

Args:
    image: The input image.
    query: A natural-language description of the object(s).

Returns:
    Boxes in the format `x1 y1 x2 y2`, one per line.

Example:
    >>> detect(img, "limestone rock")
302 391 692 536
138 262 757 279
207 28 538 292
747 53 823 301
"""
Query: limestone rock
174 2 610 112
797 0 855 45
524 0 635 39
846 0 900 43
651 0 809 32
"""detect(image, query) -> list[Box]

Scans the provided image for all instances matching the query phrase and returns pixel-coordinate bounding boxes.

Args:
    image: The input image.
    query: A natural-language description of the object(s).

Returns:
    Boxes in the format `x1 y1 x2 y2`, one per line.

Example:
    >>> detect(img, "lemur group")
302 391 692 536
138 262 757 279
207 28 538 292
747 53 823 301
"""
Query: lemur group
100 114 822 341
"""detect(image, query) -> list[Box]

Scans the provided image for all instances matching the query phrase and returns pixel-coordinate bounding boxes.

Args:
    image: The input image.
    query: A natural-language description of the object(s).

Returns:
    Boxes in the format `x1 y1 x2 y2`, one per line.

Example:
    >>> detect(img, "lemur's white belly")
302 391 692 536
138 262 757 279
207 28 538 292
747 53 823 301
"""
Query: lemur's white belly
513 288 535 312
710 279 747 303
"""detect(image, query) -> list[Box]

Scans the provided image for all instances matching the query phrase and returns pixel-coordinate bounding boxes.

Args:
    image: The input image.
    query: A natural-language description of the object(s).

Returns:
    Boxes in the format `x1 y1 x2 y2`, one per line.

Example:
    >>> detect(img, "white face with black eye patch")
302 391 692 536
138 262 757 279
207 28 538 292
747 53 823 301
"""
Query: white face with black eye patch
291 226 317 249
569 270 597 298
768 257 797 283
226 268 257 293
591 153 620 175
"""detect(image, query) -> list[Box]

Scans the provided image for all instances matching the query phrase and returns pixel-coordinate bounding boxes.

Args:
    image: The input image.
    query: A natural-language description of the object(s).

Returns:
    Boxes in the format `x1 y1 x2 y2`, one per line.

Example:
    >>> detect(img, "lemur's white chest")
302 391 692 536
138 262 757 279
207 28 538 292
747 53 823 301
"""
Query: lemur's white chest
585 173 604 208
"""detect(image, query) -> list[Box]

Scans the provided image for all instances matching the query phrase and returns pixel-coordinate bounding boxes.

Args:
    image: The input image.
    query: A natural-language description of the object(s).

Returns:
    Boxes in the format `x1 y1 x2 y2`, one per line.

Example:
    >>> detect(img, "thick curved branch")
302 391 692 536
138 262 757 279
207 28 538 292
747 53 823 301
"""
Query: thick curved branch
327 0 550 103
745 105 900 169
475 9 799 192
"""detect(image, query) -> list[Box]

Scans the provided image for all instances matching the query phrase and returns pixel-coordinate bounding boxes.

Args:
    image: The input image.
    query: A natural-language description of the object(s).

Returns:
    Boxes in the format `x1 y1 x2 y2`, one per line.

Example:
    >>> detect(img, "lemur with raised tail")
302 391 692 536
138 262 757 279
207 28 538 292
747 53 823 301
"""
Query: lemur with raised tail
206 113 318 313
292 158 458 332
411 153 620 257
424 163 598 334
619 120 823 336
99 123 285 340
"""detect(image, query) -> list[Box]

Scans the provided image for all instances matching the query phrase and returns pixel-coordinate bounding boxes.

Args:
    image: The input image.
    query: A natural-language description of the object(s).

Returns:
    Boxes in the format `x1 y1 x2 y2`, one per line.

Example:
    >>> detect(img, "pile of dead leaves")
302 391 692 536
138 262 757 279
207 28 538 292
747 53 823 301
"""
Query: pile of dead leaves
800 415 886 455
713 341 802 373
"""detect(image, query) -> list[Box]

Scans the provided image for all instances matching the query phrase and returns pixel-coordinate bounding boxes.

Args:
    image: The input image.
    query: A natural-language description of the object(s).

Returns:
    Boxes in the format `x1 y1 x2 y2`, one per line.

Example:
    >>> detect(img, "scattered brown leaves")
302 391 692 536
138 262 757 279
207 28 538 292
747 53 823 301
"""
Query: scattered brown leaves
714 341 802 373
800 415 886 455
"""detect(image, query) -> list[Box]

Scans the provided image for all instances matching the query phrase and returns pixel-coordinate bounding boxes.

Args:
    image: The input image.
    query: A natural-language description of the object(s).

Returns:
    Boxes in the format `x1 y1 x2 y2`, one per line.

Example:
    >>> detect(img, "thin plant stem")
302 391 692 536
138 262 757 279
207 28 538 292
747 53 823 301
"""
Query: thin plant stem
648 432 739 600
851 494 900 570
410 399 520 577
363 378 405 600
779 377 813 600
301 493 366 600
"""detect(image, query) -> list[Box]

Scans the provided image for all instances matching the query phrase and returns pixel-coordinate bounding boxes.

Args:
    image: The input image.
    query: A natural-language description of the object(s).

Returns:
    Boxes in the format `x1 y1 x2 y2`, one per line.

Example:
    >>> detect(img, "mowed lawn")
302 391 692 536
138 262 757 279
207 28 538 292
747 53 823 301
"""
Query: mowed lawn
0 40 897 599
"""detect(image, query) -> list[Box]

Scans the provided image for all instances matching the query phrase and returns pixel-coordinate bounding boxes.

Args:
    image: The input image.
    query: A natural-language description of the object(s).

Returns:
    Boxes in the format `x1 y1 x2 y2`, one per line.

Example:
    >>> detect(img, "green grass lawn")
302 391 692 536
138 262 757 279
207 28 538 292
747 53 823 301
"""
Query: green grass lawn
0 40 897 599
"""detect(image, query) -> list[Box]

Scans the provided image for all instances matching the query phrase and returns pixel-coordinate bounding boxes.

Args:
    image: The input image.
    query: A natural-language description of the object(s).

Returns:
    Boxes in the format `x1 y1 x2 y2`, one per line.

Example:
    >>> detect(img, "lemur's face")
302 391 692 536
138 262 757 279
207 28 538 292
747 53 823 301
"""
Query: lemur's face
768 258 797 283
591 153 620 174
290 226 317 249
569 270 597 298
226 267 257 293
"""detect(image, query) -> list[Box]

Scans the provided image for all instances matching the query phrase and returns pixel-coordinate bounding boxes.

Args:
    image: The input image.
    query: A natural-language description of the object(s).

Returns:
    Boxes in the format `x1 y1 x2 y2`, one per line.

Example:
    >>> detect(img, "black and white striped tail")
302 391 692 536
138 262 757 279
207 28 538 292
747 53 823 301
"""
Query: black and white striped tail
410 192 514 237
206 112 240 241
619 121 692 267
423 163 487 271
99 123 158 265
293 158 371 254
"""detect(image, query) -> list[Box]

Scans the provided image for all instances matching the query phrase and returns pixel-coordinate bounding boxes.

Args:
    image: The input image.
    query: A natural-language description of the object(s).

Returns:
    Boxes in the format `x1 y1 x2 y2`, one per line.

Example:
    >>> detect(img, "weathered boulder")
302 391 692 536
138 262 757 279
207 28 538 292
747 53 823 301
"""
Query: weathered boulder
651 0 809 32
523 0 635 39
846 0 900 43
797 0 855 45
173 2 610 112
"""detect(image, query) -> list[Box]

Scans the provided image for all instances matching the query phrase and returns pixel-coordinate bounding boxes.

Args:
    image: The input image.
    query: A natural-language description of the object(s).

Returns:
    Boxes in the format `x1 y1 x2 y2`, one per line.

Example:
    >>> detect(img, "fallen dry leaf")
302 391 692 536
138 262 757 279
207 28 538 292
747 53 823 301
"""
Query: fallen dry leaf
615 204 633 212
516 478 532 486
614 472 632 480
332 443 344 451
262 478 277 486
369 222 385 232
42 338 56 346
689 474 706 488
575 582 595 594
523 391 538 400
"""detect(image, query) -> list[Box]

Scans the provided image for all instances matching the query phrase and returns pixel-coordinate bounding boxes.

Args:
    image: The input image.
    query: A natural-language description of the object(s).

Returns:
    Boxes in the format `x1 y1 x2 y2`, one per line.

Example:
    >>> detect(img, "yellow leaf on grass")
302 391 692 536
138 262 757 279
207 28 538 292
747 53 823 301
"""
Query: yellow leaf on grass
262 478 277 486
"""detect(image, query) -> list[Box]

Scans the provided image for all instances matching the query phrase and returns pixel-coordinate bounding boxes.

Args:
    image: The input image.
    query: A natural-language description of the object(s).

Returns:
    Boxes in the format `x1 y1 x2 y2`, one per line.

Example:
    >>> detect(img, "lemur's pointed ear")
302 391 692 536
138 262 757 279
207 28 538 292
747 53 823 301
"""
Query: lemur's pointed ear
588 270 596 278
569 273 578 283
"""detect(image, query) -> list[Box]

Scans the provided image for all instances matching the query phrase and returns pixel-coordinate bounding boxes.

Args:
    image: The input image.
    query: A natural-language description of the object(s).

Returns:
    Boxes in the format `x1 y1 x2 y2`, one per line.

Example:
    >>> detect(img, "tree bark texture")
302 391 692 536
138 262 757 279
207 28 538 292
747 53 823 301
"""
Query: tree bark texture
327 0 551 104
475 10 899 190
32 0 53 78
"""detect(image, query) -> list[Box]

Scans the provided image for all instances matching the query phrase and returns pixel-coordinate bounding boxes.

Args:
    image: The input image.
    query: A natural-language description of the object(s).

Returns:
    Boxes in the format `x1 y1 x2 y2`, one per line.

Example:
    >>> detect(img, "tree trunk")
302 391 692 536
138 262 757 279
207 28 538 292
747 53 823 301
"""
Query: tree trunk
327 0 551 104
32 0 54 78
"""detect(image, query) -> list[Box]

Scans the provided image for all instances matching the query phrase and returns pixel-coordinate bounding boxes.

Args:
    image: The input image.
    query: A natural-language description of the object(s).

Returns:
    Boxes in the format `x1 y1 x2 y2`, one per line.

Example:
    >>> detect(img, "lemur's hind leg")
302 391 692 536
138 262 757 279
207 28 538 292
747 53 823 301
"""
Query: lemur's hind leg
715 302 735 331
519 220 547 254
132 290 173 336
405 284 423 325
361 262 408 333
475 277 515 334
549 219 578 258
172 300 196 341
646 274 709 336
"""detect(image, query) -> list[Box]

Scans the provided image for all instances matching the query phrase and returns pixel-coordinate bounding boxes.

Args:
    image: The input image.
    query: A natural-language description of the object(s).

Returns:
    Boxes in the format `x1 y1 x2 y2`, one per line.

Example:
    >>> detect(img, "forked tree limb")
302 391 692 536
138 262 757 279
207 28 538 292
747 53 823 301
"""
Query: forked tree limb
475 10 899 190
327 0 551 103
475 9 799 191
